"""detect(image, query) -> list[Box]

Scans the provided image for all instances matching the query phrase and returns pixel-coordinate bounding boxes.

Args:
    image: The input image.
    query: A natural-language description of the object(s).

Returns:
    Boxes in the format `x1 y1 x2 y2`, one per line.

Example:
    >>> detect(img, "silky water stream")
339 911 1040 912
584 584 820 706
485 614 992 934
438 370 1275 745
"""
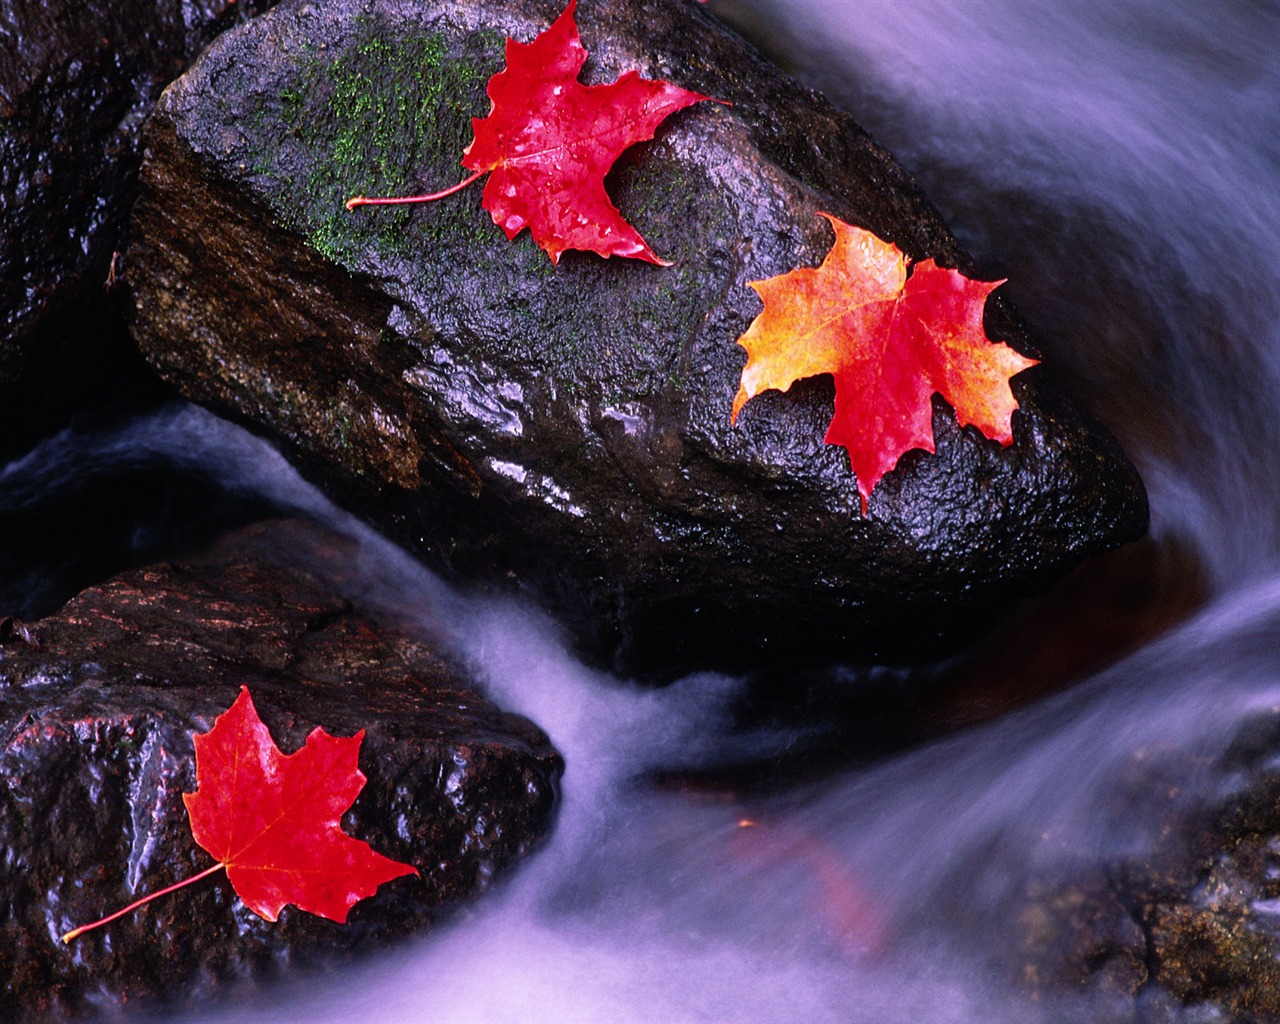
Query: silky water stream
11 1 1280 1021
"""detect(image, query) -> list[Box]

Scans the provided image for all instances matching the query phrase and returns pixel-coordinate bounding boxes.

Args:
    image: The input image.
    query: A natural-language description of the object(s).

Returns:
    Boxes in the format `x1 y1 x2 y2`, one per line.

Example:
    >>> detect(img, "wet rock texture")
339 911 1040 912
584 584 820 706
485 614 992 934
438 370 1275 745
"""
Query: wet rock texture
1018 711 1280 1022
0 0 277 459
128 0 1148 678
0 518 562 1021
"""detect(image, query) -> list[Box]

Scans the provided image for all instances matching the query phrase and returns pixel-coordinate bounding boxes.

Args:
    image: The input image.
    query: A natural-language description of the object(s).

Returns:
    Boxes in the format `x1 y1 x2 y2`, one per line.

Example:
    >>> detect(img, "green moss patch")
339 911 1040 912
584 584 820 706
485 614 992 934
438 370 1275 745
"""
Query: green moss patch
221 12 733 404
247 18 501 266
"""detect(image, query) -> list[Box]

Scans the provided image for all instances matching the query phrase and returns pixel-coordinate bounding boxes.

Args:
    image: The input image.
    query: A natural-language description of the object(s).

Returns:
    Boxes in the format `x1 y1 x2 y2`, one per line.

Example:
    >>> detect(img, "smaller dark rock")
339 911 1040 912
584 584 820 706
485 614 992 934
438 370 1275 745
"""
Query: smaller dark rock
0 517 562 1021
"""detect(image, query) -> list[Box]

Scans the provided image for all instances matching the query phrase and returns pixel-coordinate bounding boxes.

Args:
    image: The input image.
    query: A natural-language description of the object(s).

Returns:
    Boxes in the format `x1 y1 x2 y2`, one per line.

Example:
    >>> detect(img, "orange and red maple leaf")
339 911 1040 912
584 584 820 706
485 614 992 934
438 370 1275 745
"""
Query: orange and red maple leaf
733 213 1038 512
348 0 718 264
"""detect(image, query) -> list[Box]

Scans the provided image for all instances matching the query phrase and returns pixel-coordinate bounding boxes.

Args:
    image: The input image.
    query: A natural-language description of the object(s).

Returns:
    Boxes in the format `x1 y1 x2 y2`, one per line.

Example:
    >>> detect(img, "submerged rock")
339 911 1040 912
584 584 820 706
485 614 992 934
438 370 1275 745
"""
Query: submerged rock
0 0 277 459
1017 696 1280 1022
129 0 1147 678
0 518 561 1021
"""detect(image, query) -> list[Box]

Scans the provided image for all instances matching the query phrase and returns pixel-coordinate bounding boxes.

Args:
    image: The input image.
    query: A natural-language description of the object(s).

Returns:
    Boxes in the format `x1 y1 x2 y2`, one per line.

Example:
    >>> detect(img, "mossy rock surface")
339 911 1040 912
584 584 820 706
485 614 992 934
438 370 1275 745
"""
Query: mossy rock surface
129 0 1147 678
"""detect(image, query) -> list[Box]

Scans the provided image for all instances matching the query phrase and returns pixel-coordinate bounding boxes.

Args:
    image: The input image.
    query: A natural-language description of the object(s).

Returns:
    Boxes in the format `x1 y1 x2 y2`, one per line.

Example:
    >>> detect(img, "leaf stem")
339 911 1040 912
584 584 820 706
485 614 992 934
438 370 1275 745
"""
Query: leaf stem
345 169 486 211
61 862 227 943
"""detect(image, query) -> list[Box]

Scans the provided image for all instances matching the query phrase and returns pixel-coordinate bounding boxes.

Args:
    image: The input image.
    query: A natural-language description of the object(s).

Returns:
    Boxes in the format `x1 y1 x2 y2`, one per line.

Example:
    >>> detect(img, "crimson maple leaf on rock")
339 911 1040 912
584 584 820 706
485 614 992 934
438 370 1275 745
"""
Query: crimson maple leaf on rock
61 687 416 942
346 0 718 264
182 686 417 923
733 213 1039 514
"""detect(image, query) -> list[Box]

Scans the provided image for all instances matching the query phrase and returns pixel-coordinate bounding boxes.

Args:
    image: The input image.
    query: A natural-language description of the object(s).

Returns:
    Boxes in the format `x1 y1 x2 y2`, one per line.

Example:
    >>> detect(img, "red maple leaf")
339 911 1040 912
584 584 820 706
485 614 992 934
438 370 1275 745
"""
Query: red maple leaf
732 213 1038 513
182 686 417 922
346 0 718 264
62 687 416 942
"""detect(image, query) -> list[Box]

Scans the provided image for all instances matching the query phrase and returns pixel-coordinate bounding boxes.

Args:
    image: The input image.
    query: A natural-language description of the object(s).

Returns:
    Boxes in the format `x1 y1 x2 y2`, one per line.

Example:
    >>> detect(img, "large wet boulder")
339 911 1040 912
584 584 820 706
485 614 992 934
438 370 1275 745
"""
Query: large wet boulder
128 0 1147 678
0 0 278 460
0 517 562 1021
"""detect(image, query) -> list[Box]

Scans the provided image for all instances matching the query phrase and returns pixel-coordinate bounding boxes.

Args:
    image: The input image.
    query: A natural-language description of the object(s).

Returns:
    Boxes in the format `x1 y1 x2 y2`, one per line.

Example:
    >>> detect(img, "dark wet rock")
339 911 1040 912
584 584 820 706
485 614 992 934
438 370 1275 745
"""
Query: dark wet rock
128 0 1148 679
654 536 1209 796
0 0 278 460
0 517 562 1021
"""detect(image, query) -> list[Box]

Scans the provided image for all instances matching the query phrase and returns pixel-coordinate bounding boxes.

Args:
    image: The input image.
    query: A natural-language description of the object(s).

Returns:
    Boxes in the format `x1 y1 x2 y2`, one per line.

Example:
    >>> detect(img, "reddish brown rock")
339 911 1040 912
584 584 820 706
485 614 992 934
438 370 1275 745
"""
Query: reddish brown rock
0 517 561 1021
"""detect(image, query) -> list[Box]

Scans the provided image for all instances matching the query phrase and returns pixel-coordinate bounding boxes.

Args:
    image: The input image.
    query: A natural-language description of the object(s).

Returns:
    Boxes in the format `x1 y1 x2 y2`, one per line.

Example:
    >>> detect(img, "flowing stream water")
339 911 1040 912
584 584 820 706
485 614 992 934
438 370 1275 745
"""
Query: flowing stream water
12 1 1280 1021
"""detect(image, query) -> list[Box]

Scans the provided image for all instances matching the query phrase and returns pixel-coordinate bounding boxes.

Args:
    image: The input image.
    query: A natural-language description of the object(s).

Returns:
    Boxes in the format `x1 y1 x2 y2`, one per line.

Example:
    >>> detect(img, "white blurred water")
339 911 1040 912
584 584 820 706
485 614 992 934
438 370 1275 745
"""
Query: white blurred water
106 0 1280 1020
